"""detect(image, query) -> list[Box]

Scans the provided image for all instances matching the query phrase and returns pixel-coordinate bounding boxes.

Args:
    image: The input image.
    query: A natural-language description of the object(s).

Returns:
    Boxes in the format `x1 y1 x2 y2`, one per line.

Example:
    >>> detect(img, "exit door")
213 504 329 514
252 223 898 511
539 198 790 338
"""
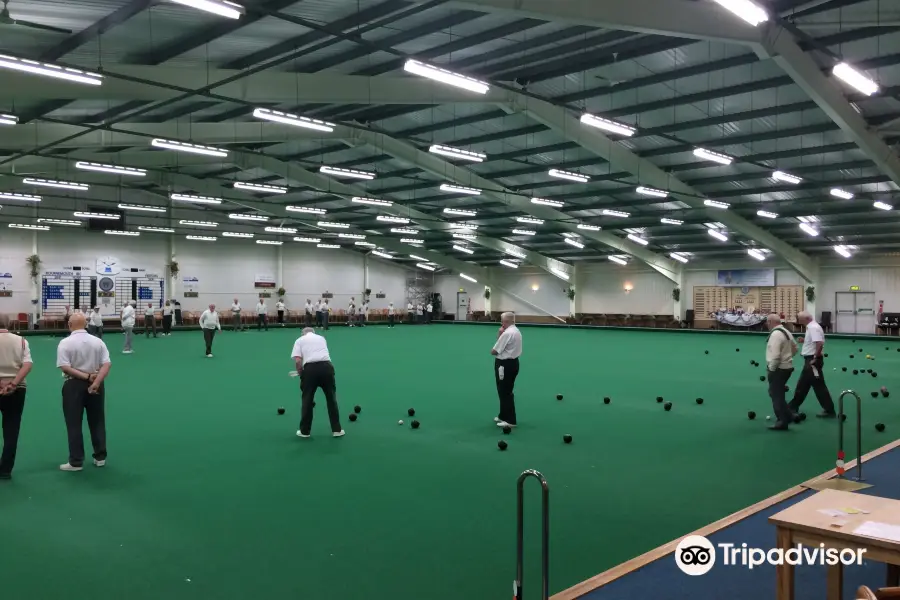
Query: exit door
835 291 877 334
456 292 469 321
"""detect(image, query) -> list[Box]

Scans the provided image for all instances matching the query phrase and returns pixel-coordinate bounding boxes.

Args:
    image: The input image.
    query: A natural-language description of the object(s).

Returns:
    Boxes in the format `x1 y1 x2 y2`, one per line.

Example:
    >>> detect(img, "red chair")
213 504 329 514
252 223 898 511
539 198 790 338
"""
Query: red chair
10 312 28 331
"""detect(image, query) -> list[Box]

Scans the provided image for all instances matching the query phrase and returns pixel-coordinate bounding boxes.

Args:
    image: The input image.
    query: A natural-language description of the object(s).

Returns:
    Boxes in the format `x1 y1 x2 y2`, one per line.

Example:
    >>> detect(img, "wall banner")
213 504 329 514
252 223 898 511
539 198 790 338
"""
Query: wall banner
716 269 775 287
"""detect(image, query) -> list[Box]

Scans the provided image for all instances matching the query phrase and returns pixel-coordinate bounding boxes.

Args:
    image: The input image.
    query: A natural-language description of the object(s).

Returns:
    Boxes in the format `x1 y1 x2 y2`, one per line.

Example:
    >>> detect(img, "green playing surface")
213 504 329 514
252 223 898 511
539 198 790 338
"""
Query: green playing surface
1 324 898 599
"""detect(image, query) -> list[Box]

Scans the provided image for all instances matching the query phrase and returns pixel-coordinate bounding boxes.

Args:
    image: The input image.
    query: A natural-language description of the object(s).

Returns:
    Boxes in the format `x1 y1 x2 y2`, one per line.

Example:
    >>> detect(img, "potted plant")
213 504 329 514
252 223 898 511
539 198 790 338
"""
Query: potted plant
365 288 372 297
277 286 286 297
26 254 42 279
672 287 681 301
805 286 816 302
168 261 180 277
566 288 575 301
484 288 491 300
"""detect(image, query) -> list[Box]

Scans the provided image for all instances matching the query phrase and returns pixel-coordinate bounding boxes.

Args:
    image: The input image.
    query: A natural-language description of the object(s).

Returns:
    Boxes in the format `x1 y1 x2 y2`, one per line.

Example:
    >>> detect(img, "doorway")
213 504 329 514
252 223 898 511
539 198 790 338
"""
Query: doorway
835 291 876 334
456 292 469 321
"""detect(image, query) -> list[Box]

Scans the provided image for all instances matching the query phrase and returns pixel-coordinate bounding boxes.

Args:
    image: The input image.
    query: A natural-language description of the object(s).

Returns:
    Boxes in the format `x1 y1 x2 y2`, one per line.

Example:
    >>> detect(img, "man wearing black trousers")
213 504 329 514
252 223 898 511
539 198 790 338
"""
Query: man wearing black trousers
789 311 837 419
144 303 158 338
491 312 523 429
56 313 112 472
765 314 797 430
0 314 33 480
256 298 268 331
199 304 222 358
291 328 344 438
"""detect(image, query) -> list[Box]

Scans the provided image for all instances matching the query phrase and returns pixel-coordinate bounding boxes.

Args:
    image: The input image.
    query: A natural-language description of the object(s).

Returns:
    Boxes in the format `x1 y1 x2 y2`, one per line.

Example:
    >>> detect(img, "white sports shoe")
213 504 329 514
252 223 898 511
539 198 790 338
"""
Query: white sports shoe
332 430 345 437
493 417 501 423
497 421 517 428
122 350 133 354
206 353 213 358
296 431 310 438
93 459 106 467
59 463 83 472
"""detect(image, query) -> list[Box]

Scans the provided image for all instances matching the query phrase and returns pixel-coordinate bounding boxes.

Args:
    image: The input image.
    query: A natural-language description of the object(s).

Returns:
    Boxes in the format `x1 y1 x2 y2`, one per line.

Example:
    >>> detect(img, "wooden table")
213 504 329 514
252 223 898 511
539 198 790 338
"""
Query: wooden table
769 489 900 600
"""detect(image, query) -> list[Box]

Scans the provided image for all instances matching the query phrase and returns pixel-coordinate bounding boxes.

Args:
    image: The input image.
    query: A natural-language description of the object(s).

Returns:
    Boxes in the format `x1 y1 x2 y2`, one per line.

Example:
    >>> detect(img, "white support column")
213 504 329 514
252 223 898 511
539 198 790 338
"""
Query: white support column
31 231 38 326
168 234 178 301
363 253 370 296
484 285 493 315
673 269 686 321
805 281 818 319
571 265 583 318
277 244 284 296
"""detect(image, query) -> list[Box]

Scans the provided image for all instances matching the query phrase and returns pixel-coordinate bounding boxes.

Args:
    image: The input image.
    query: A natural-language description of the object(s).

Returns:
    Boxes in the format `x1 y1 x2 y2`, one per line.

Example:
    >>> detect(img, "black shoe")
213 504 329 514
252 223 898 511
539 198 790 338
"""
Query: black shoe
0 472 11 480
768 423 790 431
816 411 837 419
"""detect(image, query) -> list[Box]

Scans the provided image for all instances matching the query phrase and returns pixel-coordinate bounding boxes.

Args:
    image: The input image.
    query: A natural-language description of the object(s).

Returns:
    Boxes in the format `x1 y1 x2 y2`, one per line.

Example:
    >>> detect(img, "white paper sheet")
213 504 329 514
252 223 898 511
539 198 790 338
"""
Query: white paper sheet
853 521 900 543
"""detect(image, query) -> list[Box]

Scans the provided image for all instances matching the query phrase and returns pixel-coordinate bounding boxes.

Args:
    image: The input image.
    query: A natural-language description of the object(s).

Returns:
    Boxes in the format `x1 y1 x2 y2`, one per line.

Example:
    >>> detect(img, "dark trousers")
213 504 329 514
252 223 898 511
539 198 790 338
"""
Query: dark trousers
299 361 342 435
0 387 26 476
323 311 329 330
305 312 313 327
389 314 395 327
789 356 836 414
257 314 268 331
88 325 103 338
767 368 794 426
203 328 216 355
495 357 520 425
407 311 414 324
232 313 243 331
162 314 172 334
277 310 285 325
145 315 157 337
62 379 106 468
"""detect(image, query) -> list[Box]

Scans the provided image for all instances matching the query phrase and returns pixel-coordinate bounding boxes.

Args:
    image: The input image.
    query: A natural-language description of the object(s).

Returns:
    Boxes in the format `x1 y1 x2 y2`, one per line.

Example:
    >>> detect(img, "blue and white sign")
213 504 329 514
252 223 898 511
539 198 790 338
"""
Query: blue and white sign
717 269 775 287
0 272 11 296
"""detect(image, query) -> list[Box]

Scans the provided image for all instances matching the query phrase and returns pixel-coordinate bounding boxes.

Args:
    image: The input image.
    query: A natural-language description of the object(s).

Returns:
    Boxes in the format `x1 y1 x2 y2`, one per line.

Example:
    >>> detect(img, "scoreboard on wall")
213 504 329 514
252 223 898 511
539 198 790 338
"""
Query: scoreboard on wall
693 285 804 319
42 257 165 317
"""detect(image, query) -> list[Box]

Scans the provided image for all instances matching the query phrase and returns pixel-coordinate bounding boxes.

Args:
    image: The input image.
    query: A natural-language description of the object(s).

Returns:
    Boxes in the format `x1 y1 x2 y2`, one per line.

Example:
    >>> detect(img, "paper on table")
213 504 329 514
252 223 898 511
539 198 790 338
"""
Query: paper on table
853 521 900 543
819 509 848 518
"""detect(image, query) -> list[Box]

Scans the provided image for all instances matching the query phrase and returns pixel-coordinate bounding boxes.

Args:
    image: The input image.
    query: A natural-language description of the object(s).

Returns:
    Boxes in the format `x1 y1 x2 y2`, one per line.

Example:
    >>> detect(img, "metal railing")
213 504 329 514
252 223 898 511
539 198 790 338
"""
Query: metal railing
515 469 550 600
837 389 864 481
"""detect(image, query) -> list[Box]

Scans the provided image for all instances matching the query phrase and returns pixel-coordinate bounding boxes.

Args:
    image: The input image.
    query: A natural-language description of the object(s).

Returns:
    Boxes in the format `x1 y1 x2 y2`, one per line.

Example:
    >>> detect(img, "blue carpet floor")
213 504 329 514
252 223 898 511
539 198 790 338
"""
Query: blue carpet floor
582 446 900 600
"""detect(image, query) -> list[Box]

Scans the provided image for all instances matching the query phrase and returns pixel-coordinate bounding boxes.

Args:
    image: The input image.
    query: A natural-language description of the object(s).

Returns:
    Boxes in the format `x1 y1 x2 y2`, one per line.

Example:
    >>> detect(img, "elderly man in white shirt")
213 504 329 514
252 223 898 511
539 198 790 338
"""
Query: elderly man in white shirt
416 303 424 324
492 312 523 428
407 301 414 324
305 299 314 327
765 314 798 430
276 299 286 327
199 304 222 357
57 312 112 472
789 310 837 419
388 302 396 328
121 300 136 354
144 303 158 338
256 298 269 331
0 314 33 480
347 297 357 327
88 306 104 338
322 299 330 330
291 327 344 438
426 302 433 324
231 298 244 332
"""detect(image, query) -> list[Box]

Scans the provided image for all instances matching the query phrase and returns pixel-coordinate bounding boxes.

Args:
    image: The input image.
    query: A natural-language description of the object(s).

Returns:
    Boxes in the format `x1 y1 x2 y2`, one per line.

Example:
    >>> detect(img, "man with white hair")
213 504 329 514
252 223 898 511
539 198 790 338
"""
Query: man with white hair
231 297 244 332
121 300 136 354
789 310 837 418
765 314 798 430
199 303 222 358
0 314 33 480
491 312 523 428
291 327 344 438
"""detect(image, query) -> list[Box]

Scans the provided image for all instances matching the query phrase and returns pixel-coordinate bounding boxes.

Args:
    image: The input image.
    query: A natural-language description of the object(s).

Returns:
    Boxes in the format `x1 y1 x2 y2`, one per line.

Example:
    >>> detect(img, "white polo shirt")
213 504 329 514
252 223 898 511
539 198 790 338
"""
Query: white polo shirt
291 332 331 367
163 305 172 316
348 302 356 315
256 302 267 315
276 301 285 311
407 303 413 312
121 305 135 327
317 301 326 312
426 303 432 313
801 320 826 357
388 305 395 315
232 302 241 314
199 309 221 330
57 329 111 373
90 311 103 327
306 302 313 314
0 330 32 382
493 324 523 360
145 306 155 317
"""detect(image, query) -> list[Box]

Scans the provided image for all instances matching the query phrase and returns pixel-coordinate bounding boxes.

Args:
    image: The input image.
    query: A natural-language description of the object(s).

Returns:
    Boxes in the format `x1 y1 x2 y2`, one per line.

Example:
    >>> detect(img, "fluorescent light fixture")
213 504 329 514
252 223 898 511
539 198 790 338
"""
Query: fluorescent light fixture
151 138 228 157
428 145 486 162
757 210 778 219
627 233 648 246
579 113 636 136
504 248 526 259
233 182 287 194
229 214 269 222
636 186 667 198
317 221 350 229
660 218 683 225
401 238 425 244
372 250 393 259
265 227 297 234
0 113 18 126
286 206 326 214
453 245 474 254
577 223 601 231
23 177 88 191
338 233 366 239
319 166 375 180
353 197 392 207
799 222 819 236
608 256 628 266
708 229 729 242
293 237 321 243
410 254 429 261
36 218 81 226
704 199 730 209
439 184 481 195
564 238 584 249
138 226 175 233
377 215 409 224
317 244 340 249
0 54 102 85
459 273 477 283
9 223 49 231
516 216 544 225
355 242 376 249
104 230 139 237
186 235 216 241
0 192 41 202
511 229 536 236
548 169 589 183
252 108 334 132
499 260 518 269
772 170 801 184
669 252 689 264
403 59 489 94
179 220 217 227
833 62 879 96
223 232 255 238
874 201 893 211
712 0 768 25
168 0 244 18
170 193 222 205
602 209 630 217
73 211 119 220
531 197 564 207
693 148 733 165
75 161 146 176
256 240 283 246
452 233 477 241
391 228 418 235
830 188 854 200
118 203 165 213
834 245 853 258
416 263 436 271
443 208 476 216
748 248 767 261
551 268 570 281
450 223 478 231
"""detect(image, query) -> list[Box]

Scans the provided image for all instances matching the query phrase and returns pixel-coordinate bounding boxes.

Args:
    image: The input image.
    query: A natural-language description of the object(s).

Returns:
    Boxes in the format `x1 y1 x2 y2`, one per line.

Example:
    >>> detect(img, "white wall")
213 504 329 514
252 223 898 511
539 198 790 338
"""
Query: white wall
434 273 483 317
578 264 673 315
491 268 568 317
819 266 900 315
